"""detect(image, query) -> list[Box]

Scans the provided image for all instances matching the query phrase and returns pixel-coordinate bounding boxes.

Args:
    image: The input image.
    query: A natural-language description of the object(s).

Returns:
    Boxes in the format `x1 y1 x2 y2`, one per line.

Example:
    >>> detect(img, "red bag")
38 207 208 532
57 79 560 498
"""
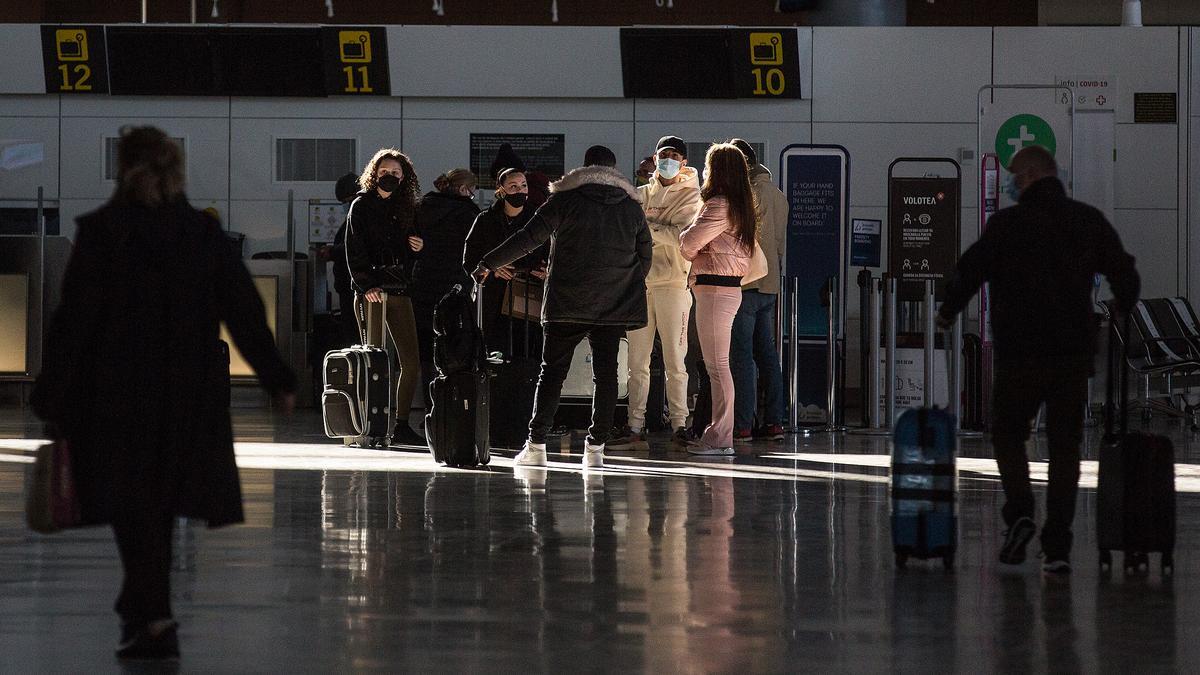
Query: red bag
25 440 83 534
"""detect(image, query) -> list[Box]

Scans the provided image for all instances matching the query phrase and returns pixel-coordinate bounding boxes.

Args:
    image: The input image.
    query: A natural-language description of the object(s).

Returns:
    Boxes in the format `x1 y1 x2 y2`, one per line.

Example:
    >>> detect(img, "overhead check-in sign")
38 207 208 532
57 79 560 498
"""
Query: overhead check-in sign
40 26 108 94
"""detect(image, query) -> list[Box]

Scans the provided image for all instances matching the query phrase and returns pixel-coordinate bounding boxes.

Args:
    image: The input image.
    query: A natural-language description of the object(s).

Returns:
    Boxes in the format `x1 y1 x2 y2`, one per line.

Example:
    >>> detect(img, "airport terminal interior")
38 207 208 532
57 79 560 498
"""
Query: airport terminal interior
4 0 1200 671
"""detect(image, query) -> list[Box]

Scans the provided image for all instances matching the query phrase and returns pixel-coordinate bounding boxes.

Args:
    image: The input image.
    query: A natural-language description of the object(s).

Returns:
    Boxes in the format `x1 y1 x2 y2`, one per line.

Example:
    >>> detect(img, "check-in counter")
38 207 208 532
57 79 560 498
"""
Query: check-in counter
0 235 72 383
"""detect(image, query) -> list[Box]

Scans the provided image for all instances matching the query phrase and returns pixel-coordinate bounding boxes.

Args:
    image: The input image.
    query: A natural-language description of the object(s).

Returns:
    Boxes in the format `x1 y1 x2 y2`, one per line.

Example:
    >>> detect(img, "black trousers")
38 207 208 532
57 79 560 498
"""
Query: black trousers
991 361 1089 558
528 323 624 446
112 512 176 625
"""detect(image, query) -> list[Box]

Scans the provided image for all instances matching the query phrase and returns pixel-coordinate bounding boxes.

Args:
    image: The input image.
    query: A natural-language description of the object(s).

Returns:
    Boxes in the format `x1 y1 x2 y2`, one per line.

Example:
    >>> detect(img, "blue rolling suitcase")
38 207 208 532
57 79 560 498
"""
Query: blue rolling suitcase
891 407 957 570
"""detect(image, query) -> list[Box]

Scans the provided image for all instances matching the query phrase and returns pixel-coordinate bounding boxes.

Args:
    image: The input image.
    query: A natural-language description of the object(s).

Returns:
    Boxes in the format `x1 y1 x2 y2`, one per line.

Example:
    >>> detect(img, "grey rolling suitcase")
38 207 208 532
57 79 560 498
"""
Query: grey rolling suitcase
322 292 395 448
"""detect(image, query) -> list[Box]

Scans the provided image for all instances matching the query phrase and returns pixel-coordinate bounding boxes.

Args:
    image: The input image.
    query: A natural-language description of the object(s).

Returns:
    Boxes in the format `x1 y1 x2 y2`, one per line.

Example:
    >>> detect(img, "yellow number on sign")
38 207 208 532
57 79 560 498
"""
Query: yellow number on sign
752 68 786 96
57 63 93 91
342 66 373 94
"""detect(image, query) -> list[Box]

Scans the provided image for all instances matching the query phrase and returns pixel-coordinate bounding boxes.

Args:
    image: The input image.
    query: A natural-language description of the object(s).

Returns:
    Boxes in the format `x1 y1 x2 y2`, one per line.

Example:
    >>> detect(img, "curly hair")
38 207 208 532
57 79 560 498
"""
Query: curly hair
358 148 420 208
114 126 185 207
700 143 759 252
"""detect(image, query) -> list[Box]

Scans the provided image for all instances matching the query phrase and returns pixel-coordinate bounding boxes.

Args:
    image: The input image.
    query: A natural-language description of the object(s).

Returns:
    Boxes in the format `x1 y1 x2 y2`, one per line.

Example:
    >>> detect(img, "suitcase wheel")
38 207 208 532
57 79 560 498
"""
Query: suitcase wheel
1124 551 1150 576
1162 552 1174 576
1099 549 1113 573
894 552 908 570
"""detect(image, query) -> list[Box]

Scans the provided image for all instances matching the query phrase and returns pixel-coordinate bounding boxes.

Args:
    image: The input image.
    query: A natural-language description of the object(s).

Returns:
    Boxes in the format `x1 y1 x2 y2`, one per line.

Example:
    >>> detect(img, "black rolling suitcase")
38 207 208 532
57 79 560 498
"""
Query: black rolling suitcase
321 293 394 448
488 275 541 448
1098 314 1176 575
425 283 490 467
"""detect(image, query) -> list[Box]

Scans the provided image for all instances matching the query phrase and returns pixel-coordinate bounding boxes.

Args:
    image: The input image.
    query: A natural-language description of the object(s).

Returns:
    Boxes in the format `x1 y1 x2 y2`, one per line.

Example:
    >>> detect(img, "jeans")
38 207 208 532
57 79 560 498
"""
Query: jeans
112 512 175 625
730 290 785 430
991 361 1089 559
528 323 625 446
693 285 743 447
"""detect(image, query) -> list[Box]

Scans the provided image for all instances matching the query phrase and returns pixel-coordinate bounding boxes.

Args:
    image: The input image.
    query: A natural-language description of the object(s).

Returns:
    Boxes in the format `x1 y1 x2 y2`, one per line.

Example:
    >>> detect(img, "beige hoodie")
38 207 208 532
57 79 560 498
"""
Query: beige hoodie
743 164 788 295
636 166 702 290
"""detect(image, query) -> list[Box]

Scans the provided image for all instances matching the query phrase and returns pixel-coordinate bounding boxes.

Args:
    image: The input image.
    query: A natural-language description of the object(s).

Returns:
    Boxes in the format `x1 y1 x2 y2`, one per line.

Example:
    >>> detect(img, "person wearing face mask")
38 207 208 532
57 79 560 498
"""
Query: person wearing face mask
345 148 427 447
412 168 480 407
609 135 702 451
463 167 547 354
936 145 1140 575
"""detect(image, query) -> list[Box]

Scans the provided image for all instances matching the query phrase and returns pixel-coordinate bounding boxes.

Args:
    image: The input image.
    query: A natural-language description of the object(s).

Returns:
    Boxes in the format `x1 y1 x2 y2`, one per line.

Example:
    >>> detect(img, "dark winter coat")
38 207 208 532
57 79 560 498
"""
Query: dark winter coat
482 165 653 328
31 200 295 528
462 200 541 275
344 189 420 294
940 177 1140 367
411 190 478 301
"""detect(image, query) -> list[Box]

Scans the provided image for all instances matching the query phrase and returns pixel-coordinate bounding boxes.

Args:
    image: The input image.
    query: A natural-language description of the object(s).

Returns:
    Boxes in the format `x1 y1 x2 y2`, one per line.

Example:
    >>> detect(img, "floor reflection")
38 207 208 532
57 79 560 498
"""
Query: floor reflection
0 409 1198 670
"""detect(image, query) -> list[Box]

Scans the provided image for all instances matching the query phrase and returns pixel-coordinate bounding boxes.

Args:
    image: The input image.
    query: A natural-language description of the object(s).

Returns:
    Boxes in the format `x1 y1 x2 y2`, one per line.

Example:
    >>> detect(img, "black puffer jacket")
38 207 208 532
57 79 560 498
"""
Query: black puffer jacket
412 191 478 296
462 200 541 274
940 177 1139 367
482 165 652 328
345 189 420 294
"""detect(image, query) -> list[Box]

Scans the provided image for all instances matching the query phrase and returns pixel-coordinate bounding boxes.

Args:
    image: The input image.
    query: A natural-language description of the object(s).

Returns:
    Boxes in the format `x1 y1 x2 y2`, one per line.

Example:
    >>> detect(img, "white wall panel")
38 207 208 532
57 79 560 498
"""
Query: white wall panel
389 26 623 98
60 96 228 119
812 27 991 123
231 97 402 120
994 27 1179 125
1113 209 1179 298
1192 28 1200 114
404 98 633 122
229 200 295 256
59 116 229 201
403 119 635 188
1114 123 1178 210
634 98 810 124
0 26 49 95
228 118 399 201
0 117 59 198
0 96 59 117
56 198 107 241
811 122 977 208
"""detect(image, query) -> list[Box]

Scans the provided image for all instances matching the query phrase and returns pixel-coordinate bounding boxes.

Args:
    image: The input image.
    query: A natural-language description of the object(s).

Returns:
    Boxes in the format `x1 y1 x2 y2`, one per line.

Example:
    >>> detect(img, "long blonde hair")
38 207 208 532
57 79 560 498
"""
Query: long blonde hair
114 126 184 207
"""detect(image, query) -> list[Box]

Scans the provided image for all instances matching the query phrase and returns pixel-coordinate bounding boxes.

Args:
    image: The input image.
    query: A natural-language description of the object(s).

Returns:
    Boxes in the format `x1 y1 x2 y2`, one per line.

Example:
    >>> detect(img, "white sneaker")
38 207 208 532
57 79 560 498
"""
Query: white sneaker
583 442 604 469
514 441 547 467
688 443 734 456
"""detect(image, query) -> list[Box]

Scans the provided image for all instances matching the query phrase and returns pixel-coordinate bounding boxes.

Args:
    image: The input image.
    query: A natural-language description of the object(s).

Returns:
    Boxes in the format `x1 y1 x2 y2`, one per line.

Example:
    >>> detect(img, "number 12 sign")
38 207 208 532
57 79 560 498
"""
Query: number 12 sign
41 26 109 94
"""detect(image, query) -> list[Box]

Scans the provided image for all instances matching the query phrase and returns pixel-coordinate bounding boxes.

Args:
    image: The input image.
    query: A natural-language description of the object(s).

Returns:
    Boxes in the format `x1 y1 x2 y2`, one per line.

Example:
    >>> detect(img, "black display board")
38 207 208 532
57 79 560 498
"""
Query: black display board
40 25 109 94
620 28 801 99
887 160 961 302
470 133 565 190
45 25 390 97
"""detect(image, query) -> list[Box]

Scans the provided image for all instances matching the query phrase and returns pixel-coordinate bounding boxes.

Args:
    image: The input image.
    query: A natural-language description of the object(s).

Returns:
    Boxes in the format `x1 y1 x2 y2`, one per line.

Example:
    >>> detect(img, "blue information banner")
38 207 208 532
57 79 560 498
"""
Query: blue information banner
784 152 843 336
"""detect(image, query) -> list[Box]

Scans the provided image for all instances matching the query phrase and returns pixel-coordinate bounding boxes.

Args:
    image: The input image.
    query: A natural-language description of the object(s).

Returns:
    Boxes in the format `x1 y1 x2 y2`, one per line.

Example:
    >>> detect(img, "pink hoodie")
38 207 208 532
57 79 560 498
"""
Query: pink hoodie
679 196 752 285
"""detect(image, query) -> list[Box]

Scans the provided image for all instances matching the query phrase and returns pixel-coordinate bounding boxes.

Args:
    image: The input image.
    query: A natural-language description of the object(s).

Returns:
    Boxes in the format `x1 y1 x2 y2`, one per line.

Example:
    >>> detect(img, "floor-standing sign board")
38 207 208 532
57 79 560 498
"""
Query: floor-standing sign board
887 158 961 302
780 145 848 423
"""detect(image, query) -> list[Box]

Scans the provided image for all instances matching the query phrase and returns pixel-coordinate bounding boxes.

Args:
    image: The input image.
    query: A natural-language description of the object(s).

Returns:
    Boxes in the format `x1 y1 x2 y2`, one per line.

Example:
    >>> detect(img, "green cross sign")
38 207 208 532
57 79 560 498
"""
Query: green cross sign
994 114 1056 168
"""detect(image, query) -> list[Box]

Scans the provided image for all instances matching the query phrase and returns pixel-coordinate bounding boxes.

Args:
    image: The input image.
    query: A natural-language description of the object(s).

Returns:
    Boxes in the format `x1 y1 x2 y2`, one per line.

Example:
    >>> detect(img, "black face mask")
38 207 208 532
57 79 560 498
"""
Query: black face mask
503 193 528 208
377 174 401 193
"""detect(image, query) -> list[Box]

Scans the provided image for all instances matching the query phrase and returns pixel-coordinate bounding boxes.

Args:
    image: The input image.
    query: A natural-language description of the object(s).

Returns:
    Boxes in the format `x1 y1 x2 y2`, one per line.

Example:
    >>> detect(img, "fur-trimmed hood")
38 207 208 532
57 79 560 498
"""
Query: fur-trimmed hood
550 165 639 201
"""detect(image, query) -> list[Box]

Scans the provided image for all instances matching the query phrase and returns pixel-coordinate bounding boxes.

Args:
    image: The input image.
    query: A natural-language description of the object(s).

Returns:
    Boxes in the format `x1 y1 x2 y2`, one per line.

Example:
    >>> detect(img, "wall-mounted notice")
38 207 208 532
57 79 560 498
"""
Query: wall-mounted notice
1134 93 1177 124
470 133 565 190
308 199 345 245
849 218 881 268
888 176 959 302
1055 75 1115 110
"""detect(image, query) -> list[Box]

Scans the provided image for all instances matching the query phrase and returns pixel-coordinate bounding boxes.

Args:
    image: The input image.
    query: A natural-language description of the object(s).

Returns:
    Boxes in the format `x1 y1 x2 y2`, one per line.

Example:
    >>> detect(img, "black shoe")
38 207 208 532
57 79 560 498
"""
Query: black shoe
390 425 426 448
672 427 698 447
116 621 180 660
999 516 1036 565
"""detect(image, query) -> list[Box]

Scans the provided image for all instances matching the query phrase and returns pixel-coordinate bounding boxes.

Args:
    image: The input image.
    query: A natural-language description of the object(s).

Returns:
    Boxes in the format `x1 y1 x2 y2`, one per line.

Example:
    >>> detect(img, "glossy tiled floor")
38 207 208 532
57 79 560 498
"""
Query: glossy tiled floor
1 407 1198 672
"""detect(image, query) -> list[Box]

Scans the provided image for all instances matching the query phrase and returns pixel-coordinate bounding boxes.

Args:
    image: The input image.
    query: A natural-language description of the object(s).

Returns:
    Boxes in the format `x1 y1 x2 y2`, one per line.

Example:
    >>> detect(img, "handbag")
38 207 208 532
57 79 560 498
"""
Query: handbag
25 439 82 534
743 242 769 285
372 263 409 293
501 274 544 322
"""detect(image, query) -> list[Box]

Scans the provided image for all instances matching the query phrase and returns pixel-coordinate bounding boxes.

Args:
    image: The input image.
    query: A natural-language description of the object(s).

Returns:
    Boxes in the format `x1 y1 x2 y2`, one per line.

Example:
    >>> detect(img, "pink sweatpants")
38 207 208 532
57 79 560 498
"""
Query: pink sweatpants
693 285 743 448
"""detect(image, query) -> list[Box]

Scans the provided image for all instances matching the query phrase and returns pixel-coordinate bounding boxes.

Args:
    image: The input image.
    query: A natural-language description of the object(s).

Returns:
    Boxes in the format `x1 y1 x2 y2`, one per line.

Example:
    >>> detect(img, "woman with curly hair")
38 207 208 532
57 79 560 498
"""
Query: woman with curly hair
345 147 426 447
679 143 758 456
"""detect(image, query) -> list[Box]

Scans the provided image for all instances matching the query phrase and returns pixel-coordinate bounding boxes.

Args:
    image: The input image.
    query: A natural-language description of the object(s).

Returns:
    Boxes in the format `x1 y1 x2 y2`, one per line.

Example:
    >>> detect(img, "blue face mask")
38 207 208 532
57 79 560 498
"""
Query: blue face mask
1002 173 1021 201
656 158 682 180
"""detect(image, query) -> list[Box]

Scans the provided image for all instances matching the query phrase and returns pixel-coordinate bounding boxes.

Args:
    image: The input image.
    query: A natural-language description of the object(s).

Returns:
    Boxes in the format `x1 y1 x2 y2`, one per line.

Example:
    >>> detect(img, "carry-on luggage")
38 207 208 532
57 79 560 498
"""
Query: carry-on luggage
891 406 957 570
489 276 541 448
321 293 394 447
1099 313 1176 575
425 283 490 467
